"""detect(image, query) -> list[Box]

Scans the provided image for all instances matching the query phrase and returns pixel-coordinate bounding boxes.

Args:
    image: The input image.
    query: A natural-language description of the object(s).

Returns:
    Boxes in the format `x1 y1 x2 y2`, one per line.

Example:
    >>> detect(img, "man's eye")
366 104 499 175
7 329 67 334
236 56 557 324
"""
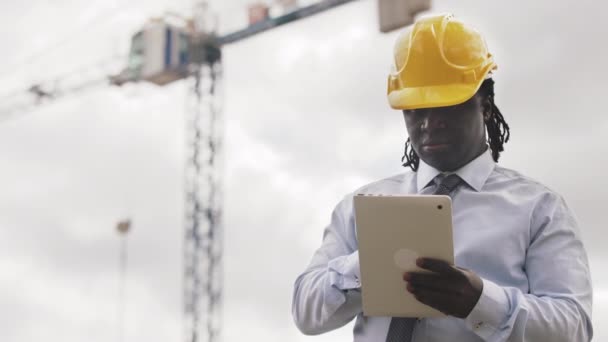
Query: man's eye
404 110 421 118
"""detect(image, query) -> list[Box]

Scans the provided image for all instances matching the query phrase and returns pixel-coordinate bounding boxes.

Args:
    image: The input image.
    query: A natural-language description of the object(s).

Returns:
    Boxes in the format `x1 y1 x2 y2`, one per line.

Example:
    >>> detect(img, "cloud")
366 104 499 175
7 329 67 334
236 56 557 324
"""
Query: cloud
0 0 606 341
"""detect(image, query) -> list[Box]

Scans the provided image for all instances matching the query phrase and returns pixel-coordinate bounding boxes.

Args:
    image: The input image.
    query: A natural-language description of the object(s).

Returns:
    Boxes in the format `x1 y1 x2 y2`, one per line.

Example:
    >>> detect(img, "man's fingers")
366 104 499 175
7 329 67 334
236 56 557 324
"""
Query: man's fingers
403 272 440 283
416 257 459 275
403 272 459 294
404 259 483 318
408 286 457 316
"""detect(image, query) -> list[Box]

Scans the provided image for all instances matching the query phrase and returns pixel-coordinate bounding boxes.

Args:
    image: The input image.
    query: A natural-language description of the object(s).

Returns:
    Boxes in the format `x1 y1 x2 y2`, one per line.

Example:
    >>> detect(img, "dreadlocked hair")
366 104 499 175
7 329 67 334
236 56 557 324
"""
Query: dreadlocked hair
401 78 510 171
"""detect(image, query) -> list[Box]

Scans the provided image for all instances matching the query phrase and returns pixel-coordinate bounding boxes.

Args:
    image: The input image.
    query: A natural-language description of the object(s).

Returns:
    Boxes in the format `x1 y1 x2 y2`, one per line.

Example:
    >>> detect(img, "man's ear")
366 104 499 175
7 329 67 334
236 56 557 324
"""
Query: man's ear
482 97 492 122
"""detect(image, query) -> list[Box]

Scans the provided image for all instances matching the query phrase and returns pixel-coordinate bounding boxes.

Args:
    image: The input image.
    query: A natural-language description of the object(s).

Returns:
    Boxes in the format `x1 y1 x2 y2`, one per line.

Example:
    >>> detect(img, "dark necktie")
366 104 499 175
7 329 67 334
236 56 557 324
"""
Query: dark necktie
432 174 463 196
385 174 463 342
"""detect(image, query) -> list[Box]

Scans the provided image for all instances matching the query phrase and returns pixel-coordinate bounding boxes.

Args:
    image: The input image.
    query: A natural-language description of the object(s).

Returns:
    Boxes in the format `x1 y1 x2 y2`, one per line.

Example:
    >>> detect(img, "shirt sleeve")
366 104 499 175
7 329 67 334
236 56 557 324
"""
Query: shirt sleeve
464 192 593 342
292 195 362 335
328 250 361 291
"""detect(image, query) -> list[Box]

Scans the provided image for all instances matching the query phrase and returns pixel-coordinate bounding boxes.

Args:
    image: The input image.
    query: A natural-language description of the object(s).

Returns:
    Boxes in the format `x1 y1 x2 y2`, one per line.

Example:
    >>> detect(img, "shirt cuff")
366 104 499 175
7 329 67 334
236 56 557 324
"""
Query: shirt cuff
465 278 509 339
327 251 361 291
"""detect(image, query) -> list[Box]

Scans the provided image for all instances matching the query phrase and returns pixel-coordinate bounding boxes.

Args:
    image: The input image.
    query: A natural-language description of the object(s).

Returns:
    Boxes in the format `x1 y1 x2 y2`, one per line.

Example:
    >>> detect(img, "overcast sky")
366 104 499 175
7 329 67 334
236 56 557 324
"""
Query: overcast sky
0 0 606 341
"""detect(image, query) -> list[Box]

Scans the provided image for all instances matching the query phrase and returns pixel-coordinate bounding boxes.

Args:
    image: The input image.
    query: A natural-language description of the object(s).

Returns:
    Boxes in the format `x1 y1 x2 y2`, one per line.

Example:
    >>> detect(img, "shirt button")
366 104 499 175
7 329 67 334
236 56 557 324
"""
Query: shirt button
474 322 483 330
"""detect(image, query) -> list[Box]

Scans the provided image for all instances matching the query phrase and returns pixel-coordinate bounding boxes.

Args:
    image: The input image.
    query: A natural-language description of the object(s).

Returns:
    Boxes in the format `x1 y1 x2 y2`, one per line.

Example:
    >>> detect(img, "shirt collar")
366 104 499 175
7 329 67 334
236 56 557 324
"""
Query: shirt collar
416 147 495 193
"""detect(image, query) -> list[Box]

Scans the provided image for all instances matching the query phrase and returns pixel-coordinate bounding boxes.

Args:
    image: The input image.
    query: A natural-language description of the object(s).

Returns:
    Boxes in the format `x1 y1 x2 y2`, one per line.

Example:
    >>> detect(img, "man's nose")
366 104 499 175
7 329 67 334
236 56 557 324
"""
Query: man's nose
421 111 446 130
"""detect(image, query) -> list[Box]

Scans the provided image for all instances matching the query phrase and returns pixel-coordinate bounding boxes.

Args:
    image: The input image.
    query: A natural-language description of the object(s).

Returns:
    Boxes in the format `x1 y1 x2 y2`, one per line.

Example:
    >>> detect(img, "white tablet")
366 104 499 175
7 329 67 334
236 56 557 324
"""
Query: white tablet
353 194 454 317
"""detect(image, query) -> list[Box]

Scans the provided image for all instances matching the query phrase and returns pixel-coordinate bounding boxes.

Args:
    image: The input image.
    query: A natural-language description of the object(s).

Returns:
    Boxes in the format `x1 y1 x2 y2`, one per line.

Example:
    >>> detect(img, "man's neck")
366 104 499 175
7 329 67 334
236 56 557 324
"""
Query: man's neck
442 145 489 172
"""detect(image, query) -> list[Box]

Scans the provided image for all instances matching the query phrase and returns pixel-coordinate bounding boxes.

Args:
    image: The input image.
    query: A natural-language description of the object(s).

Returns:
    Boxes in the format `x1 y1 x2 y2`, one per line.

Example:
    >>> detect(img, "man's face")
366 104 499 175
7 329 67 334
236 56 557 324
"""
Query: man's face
403 93 489 172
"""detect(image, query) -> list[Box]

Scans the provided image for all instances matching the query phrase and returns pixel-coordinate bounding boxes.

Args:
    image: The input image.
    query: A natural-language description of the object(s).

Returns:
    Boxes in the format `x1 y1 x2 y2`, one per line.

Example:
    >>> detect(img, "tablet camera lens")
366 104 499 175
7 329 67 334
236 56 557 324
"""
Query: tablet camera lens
437 205 443 210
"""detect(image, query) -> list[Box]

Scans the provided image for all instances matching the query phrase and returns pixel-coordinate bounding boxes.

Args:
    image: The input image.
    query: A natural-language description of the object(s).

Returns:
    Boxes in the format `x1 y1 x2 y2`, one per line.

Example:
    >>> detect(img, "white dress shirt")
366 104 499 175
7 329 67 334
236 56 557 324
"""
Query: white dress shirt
292 149 593 341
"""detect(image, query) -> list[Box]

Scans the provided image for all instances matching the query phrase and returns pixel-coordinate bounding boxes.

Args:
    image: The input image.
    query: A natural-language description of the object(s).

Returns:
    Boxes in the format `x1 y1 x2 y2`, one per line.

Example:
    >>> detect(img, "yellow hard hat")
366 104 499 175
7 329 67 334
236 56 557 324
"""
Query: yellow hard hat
387 14 497 110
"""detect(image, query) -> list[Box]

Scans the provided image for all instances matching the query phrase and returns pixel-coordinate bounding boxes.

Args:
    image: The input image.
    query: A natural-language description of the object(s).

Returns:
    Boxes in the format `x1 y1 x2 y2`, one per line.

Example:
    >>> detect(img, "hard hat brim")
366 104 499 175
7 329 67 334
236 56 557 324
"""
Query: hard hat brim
388 82 482 110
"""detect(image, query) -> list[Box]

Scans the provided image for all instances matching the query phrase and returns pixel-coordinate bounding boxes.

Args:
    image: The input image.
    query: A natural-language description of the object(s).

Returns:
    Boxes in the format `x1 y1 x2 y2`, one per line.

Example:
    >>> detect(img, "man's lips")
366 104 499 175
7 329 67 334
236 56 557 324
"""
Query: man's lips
421 143 451 151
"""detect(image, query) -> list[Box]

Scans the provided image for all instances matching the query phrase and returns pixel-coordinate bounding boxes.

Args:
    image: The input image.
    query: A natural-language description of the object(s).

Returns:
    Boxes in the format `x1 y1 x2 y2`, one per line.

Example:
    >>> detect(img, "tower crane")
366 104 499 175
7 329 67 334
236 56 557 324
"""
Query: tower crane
0 1 431 341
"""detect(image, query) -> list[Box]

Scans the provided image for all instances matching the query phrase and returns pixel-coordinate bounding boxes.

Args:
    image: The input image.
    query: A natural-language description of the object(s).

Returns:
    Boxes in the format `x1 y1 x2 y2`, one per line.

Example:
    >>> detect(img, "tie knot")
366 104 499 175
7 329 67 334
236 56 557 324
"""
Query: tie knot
433 174 463 196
